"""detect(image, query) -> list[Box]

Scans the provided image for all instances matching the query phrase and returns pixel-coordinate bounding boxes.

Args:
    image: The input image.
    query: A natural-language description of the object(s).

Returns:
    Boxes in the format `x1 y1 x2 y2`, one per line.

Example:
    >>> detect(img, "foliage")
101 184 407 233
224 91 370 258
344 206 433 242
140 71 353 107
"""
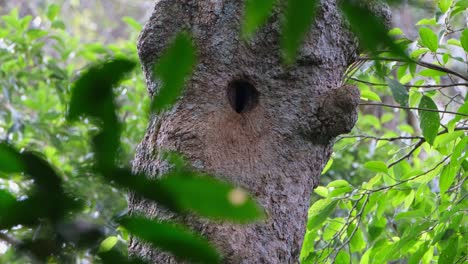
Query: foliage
0 5 148 263
0 0 467 263
300 1 468 263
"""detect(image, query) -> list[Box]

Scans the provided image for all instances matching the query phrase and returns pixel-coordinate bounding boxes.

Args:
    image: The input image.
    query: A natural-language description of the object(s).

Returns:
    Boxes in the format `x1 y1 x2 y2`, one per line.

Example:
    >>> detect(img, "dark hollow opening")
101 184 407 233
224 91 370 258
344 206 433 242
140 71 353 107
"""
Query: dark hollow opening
227 79 259 113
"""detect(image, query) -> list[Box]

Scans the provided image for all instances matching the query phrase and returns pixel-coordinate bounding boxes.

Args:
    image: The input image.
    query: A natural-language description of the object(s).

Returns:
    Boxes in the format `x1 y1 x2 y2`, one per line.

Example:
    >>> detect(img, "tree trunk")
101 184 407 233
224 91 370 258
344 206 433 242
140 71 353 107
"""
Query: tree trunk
129 0 360 263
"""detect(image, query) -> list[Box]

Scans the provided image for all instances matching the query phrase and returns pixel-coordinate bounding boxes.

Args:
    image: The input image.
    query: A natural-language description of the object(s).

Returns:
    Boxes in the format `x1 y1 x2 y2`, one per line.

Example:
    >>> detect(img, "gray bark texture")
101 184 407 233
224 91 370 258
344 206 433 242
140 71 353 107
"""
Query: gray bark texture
129 0 363 263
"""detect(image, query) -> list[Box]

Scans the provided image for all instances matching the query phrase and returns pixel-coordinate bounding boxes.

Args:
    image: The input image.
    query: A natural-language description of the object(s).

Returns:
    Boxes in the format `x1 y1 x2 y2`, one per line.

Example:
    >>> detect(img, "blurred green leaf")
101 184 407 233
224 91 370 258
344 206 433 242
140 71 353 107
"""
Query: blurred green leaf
160 171 265 223
460 29 468 52
419 27 438 52
339 1 408 59
99 248 148 264
364 161 388 174
387 78 409 106
99 236 119 253
440 161 456 195
438 0 453 12
151 32 197 113
68 58 136 121
0 143 24 174
321 158 333 175
242 0 276 39
46 4 60 21
119 216 221 264
122 16 142 31
307 199 338 230
281 0 319 64
418 96 440 146
408 241 430 264
348 223 366 253
437 236 458 264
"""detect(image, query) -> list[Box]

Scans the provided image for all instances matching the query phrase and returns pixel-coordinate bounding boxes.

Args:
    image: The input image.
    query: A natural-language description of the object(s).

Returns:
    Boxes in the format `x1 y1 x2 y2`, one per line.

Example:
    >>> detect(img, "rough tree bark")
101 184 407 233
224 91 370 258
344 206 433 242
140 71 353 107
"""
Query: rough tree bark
129 0 361 263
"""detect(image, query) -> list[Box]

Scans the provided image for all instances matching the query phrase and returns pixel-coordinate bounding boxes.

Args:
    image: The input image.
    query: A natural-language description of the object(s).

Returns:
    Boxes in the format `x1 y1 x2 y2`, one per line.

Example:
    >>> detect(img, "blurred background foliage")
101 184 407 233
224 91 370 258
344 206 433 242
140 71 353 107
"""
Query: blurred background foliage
0 0 467 263
0 1 151 262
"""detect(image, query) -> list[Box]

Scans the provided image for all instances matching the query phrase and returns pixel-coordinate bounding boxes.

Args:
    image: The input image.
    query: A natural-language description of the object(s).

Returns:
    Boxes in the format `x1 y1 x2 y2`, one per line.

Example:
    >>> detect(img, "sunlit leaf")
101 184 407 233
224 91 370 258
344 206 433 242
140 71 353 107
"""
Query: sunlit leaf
335 251 350 264
460 29 468 52
438 0 453 13
151 32 197 112
314 186 328 198
364 161 388 174
122 16 142 31
408 241 430 264
419 27 438 52
348 223 366 253
307 199 338 230
99 236 119 253
46 4 60 21
242 0 276 39
418 95 440 146
281 0 319 64
321 158 333 175
119 216 221 264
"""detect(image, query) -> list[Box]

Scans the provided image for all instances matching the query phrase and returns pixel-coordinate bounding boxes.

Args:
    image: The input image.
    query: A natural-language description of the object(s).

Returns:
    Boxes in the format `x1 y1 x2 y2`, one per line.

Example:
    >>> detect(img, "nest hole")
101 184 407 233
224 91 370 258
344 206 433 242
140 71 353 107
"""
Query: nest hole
227 79 259 114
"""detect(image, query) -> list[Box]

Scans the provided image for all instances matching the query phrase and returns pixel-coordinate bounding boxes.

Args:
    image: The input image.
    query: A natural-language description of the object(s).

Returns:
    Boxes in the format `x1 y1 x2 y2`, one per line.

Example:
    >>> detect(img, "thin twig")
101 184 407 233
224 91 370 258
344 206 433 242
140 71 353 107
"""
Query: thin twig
359 103 468 117
358 56 468 82
349 77 468 89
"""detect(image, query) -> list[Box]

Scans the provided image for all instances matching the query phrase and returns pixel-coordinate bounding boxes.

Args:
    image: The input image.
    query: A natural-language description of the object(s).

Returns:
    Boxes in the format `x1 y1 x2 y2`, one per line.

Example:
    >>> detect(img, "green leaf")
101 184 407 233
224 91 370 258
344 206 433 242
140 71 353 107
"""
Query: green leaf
321 158 333 175
387 78 408 106
151 32 197 112
119 216 221 264
0 143 24 174
110 169 264 222
68 59 136 121
339 2 408 59
122 16 142 31
418 95 440 146
440 164 456 195
159 171 265 223
307 199 338 230
46 4 60 21
364 161 388 174
438 236 458 264
419 27 439 52
99 236 119 253
456 0 468 8
348 223 366 253
438 0 453 12
242 0 276 39
408 241 430 264
314 186 328 197
460 29 468 52
361 90 382 102
281 0 319 64
26 29 48 40
99 249 148 264
416 18 437 26
335 251 351 264
327 180 350 188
